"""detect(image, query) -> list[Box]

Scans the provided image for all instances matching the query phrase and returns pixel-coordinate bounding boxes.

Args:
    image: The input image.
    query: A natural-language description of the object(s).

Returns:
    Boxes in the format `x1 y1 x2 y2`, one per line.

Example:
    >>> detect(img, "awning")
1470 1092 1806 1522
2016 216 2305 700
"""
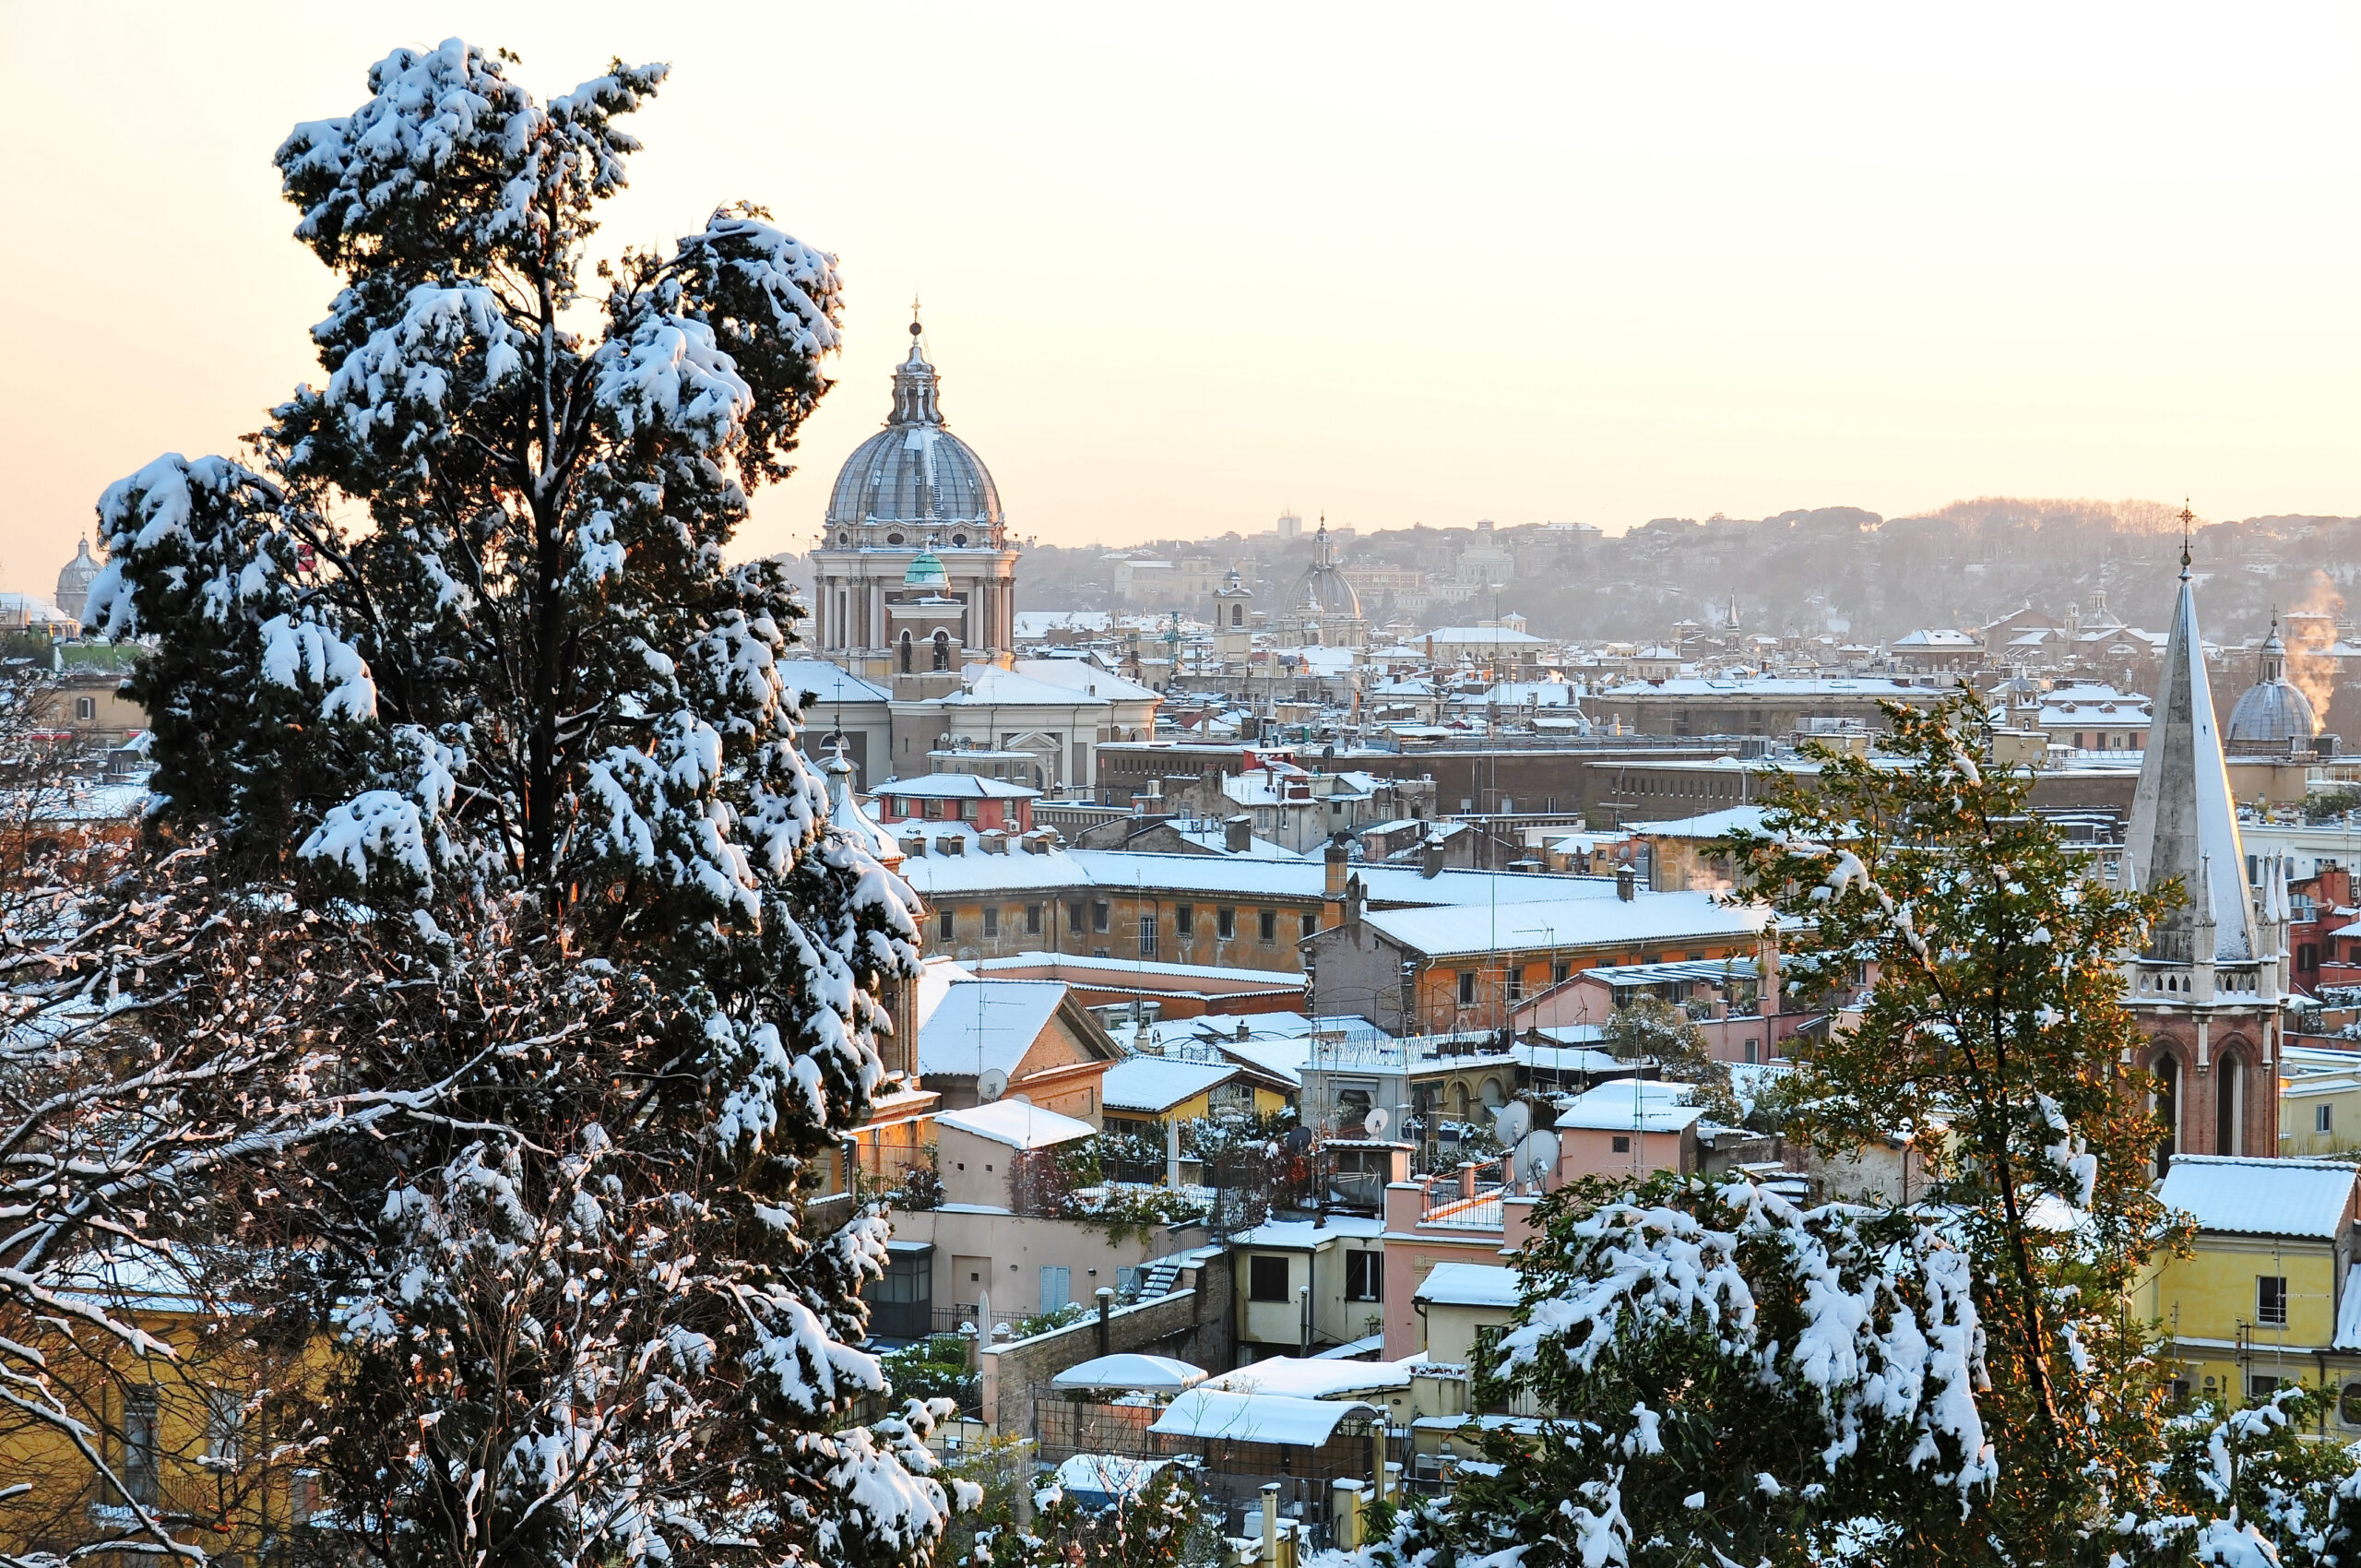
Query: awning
1148 1390 1378 1447
1050 1353 1208 1395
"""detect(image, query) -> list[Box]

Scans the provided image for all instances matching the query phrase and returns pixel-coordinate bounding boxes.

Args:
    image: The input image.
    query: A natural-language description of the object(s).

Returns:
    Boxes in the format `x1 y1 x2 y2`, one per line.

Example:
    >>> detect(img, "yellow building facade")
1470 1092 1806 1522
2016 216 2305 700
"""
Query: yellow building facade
2136 1155 2361 1431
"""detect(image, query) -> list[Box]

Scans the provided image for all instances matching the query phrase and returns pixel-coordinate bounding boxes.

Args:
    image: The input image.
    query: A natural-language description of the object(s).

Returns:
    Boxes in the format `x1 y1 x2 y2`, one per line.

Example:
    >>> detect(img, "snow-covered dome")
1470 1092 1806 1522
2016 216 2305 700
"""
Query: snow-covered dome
1287 519 1360 619
903 548 949 589
2226 622 2318 744
825 320 1003 544
55 539 101 623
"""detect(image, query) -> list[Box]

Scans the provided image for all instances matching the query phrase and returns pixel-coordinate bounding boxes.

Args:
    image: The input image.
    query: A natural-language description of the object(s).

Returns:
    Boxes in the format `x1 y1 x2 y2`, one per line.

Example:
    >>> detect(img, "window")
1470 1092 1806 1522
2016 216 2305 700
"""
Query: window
1026 903 1043 935
2343 1384 2361 1428
2319 1104 2335 1135
2250 1373 2282 1402
1092 900 1110 933
981 907 999 938
1039 1265 1070 1313
1259 909 1277 942
1248 1255 1291 1302
1138 912 1159 959
122 1388 159 1506
2259 1276 2289 1326
938 909 954 941
1611 1134 1631 1154
1506 969 1525 1004
1552 960 1570 986
1176 905 1194 937
2300 944 2320 971
1345 1250 1382 1302
1217 907 1236 939
1457 971 1477 1005
1300 912 1317 940
205 1387 245 1467
1069 900 1086 932
75 696 96 721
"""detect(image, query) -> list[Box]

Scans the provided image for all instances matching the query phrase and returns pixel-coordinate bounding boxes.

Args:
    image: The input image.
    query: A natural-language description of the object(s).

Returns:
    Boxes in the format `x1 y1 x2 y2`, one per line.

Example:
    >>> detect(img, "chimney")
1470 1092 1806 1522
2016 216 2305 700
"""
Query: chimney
1325 833 1350 900
1260 1482 1280 1564
1226 814 1252 854
1345 873 1365 930
1421 836 1445 880
1617 866 1636 902
1096 1286 1113 1357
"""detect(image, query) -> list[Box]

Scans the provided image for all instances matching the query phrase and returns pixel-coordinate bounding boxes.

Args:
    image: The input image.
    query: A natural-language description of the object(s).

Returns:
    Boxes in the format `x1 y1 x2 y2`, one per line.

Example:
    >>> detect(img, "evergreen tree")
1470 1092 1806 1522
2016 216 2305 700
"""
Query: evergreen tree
1599 994 1740 1123
1717 693 2170 1550
89 38 965 1568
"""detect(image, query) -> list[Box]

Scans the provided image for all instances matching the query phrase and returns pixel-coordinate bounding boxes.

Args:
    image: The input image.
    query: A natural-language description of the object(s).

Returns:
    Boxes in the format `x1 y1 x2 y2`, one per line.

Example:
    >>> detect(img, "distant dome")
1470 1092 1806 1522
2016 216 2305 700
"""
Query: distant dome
825 326 1003 539
904 548 949 589
1287 520 1360 619
55 539 100 623
2226 621 2318 744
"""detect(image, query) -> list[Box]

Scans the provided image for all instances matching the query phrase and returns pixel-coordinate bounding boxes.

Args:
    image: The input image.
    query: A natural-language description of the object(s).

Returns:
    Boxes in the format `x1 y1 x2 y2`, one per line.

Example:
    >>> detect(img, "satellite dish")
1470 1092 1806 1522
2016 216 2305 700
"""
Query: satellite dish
1283 1126 1315 1154
1514 1130 1561 1188
1492 1099 1532 1145
978 1067 1009 1103
1363 1106 1392 1138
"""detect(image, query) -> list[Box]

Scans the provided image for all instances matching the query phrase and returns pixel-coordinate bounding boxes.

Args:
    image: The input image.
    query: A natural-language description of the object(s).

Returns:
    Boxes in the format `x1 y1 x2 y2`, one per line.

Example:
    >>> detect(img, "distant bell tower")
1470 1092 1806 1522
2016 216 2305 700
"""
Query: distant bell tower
1215 566 1255 671
2126 520 2286 1172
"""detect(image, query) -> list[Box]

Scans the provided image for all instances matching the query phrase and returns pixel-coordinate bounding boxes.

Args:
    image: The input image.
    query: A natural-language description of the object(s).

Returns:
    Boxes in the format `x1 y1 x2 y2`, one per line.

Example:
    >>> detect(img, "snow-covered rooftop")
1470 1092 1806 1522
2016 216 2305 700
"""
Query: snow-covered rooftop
875 774 1040 801
2156 1155 2358 1240
934 1099 1098 1151
1149 1389 1378 1447
1621 805 1777 839
1413 1262 1521 1310
916 979 1067 1081
896 847 1621 909
1226 1215 1385 1248
1050 1354 1207 1394
1553 1078 1706 1134
1100 1057 1239 1114
1199 1355 1416 1399
1360 891 1770 959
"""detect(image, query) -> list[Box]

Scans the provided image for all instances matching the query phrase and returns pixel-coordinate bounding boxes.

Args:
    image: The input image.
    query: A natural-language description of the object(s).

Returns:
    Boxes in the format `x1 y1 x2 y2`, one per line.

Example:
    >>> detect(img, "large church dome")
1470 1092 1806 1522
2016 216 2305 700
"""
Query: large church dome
56 539 101 623
824 321 1003 547
1287 519 1360 619
2227 623 2318 744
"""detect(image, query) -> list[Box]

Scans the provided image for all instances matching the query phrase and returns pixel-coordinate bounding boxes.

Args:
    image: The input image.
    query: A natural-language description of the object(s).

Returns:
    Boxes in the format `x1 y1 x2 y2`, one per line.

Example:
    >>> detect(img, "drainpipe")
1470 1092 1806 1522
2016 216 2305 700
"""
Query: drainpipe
1299 1283 1312 1357
1097 1286 1113 1358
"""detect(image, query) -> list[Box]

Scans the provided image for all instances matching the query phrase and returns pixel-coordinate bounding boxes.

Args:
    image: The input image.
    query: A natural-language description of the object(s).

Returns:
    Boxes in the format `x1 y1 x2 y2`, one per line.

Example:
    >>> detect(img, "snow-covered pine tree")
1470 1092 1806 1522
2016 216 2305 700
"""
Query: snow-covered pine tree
89 38 965 1568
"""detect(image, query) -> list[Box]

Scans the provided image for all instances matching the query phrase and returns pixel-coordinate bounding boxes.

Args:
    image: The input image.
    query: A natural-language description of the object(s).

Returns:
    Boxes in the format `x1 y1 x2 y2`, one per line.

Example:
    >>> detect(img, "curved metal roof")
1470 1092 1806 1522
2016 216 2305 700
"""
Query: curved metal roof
2227 678 2317 744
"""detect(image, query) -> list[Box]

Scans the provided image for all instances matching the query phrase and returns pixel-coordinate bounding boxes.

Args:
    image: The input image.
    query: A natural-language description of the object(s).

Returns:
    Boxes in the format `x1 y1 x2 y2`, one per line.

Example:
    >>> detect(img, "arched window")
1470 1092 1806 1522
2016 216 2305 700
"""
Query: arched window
2217 1052 2245 1157
2153 1051 2178 1171
932 629 951 671
898 630 913 673
1231 603 1243 627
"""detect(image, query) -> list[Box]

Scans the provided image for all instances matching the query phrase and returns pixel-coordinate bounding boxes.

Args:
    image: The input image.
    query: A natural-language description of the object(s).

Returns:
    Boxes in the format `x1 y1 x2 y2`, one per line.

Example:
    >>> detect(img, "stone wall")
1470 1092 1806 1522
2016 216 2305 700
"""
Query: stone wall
979 1250 1235 1442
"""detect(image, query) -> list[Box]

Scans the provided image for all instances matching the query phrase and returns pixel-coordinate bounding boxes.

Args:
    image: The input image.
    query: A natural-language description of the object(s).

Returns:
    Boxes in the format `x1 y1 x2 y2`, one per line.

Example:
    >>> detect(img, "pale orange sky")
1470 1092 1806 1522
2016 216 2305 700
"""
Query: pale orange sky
4 2 2358 598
